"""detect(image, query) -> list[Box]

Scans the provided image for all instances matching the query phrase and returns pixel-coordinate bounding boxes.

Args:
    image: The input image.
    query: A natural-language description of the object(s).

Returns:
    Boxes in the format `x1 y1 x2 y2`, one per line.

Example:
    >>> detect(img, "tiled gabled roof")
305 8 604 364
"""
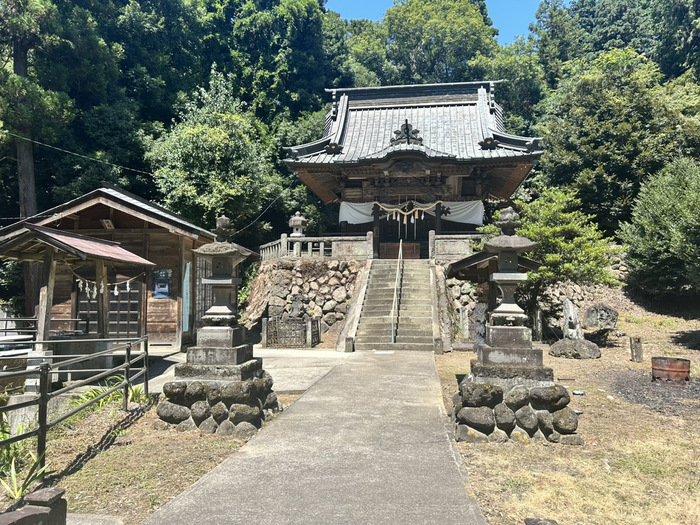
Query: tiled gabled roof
284 82 542 166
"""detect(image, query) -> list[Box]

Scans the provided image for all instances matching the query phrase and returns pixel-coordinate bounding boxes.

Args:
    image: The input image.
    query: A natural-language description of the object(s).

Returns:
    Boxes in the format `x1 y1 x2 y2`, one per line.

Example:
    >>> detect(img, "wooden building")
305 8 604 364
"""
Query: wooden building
284 82 543 259
0 184 216 350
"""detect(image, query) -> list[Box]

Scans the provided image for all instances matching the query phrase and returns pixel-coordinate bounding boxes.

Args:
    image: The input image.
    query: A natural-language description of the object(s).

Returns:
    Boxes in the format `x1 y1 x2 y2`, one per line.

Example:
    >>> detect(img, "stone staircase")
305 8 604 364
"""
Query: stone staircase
354 259 435 352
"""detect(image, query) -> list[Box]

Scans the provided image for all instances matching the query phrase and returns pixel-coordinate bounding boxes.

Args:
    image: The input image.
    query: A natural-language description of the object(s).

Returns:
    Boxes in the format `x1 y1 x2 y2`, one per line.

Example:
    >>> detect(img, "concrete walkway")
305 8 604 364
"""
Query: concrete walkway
141 351 487 525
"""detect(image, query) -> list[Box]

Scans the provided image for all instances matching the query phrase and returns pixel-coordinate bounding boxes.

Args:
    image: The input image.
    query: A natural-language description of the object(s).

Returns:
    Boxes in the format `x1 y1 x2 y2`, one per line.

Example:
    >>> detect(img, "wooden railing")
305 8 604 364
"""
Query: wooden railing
0 336 149 477
260 232 374 262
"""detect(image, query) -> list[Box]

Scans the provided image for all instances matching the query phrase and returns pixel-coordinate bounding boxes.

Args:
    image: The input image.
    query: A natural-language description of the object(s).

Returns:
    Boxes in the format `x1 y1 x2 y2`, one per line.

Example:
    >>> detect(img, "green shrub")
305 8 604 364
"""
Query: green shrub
619 157 700 297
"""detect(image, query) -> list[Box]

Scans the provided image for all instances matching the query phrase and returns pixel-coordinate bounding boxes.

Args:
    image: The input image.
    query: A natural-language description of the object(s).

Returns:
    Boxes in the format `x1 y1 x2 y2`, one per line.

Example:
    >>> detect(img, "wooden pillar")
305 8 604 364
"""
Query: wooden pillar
372 203 381 259
35 247 57 343
435 202 442 235
95 260 109 338
630 337 643 363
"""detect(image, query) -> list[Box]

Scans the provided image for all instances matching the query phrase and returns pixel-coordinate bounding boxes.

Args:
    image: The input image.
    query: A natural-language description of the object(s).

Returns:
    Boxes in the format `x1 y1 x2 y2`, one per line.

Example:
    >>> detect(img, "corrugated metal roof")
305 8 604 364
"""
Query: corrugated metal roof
0 225 155 266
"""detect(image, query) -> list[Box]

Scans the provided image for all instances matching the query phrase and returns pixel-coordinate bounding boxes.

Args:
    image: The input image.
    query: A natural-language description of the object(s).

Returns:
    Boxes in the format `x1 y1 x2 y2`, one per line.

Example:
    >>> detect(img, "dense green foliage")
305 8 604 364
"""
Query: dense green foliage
619 158 700 297
0 0 699 302
536 49 700 235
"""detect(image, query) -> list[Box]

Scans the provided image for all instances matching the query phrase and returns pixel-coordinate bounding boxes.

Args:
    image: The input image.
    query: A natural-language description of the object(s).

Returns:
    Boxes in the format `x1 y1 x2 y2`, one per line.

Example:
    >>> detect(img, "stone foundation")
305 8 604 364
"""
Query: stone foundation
158 372 278 436
453 379 583 445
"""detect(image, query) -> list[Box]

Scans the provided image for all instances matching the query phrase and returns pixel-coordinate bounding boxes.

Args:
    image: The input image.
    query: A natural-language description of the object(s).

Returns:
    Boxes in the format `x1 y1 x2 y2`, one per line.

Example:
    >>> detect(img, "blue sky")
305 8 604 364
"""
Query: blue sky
325 0 541 45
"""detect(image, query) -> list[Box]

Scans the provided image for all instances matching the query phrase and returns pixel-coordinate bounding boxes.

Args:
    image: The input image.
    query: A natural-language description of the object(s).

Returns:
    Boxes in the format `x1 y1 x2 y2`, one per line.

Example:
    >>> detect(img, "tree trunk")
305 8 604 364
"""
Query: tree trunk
14 35 40 315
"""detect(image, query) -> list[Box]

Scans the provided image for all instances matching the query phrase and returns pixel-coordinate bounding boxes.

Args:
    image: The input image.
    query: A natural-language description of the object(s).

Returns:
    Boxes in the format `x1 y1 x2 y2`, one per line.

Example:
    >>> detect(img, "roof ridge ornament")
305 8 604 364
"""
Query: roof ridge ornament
390 119 423 146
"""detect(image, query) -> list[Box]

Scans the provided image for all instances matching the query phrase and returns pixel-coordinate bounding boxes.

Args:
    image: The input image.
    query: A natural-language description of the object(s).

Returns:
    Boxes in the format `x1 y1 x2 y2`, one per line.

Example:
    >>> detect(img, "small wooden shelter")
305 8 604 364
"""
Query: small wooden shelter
0 184 216 349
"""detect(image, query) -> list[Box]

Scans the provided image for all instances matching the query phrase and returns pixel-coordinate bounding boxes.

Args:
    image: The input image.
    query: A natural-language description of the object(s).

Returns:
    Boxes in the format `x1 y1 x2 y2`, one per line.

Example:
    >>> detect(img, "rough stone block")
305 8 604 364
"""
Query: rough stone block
515 405 538 434
176 418 197 432
509 426 530 444
549 338 601 360
504 385 530 411
488 428 509 443
216 420 235 436
210 401 229 423
162 381 187 403
221 381 254 405
263 392 278 410
553 407 579 434
457 407 495 434
530 385 570 411
229 403 261 425
536 410 554 435
494 403 516 432
233 421 258 441
184 381 207 404
198 416 219 434
156 401 190 424
190 400 211 425
459 379 503 408
454 424 489 443
582 302 618 330
558 434 584 446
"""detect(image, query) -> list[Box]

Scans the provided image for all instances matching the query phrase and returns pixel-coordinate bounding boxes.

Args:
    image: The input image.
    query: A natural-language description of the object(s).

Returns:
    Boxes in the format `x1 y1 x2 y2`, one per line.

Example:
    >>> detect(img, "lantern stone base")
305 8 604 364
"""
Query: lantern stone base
157 373 278 435
158 322 279 433
453 376 583 446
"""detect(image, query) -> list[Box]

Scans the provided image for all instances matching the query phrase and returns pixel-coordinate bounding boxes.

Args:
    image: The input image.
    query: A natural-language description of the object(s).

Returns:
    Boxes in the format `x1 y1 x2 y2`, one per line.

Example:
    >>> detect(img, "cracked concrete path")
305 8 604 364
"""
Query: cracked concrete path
141 351 487 525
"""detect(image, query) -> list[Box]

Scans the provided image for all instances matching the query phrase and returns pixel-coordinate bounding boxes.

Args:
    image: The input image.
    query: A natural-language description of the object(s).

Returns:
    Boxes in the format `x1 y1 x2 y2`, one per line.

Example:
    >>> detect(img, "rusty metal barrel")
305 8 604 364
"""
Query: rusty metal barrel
651 357 690 383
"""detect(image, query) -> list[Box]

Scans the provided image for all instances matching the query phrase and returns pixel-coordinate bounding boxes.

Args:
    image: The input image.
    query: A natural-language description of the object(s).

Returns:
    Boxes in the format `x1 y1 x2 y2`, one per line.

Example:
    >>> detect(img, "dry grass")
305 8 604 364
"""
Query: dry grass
436 301 700 525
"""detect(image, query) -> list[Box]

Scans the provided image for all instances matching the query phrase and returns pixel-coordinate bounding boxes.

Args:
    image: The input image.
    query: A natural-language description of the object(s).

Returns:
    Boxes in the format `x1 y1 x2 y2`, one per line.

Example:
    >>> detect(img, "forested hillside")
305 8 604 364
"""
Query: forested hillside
1 0 699 297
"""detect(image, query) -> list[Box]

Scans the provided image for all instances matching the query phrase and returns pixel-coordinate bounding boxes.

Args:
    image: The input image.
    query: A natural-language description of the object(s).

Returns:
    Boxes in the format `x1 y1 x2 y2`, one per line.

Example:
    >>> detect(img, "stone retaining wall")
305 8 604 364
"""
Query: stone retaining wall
243 259 365 334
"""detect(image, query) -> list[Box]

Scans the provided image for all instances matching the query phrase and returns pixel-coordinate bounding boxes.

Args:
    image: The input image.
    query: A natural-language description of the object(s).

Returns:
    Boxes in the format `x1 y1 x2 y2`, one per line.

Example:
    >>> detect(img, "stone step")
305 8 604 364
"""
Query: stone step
355 335 395 344
354 342 435 352
399 304 431 311
397 316 432 325
395 336 434 344
396 327 433 336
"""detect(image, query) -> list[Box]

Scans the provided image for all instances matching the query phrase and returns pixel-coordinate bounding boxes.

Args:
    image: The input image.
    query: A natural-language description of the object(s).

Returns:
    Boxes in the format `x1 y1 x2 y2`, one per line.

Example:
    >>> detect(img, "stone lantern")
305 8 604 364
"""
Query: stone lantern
484 207 536 327
157 216 278 435
289 211 307 237
191 215 254 340
472 207 554 388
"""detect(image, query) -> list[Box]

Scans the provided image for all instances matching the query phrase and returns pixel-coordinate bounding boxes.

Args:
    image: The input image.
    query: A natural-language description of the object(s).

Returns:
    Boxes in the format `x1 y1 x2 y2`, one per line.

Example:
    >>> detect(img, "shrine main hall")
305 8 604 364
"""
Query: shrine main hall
284 81 543 259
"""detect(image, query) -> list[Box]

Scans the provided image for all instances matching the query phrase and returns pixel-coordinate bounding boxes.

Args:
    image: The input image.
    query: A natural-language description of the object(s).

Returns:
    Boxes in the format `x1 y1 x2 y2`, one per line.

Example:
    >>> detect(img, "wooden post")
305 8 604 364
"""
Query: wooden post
96 260 109 338
435 202 442 235
27 249 57 393
35 247 57 343
372 203 381 259
630 336 643 363
532 306 543 342
261 318 268 348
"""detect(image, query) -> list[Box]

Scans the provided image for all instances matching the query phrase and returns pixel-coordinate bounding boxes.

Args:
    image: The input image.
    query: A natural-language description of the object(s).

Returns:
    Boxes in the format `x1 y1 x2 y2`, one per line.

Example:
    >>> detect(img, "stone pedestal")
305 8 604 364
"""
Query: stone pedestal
158 327 278 434
472 324 554 389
